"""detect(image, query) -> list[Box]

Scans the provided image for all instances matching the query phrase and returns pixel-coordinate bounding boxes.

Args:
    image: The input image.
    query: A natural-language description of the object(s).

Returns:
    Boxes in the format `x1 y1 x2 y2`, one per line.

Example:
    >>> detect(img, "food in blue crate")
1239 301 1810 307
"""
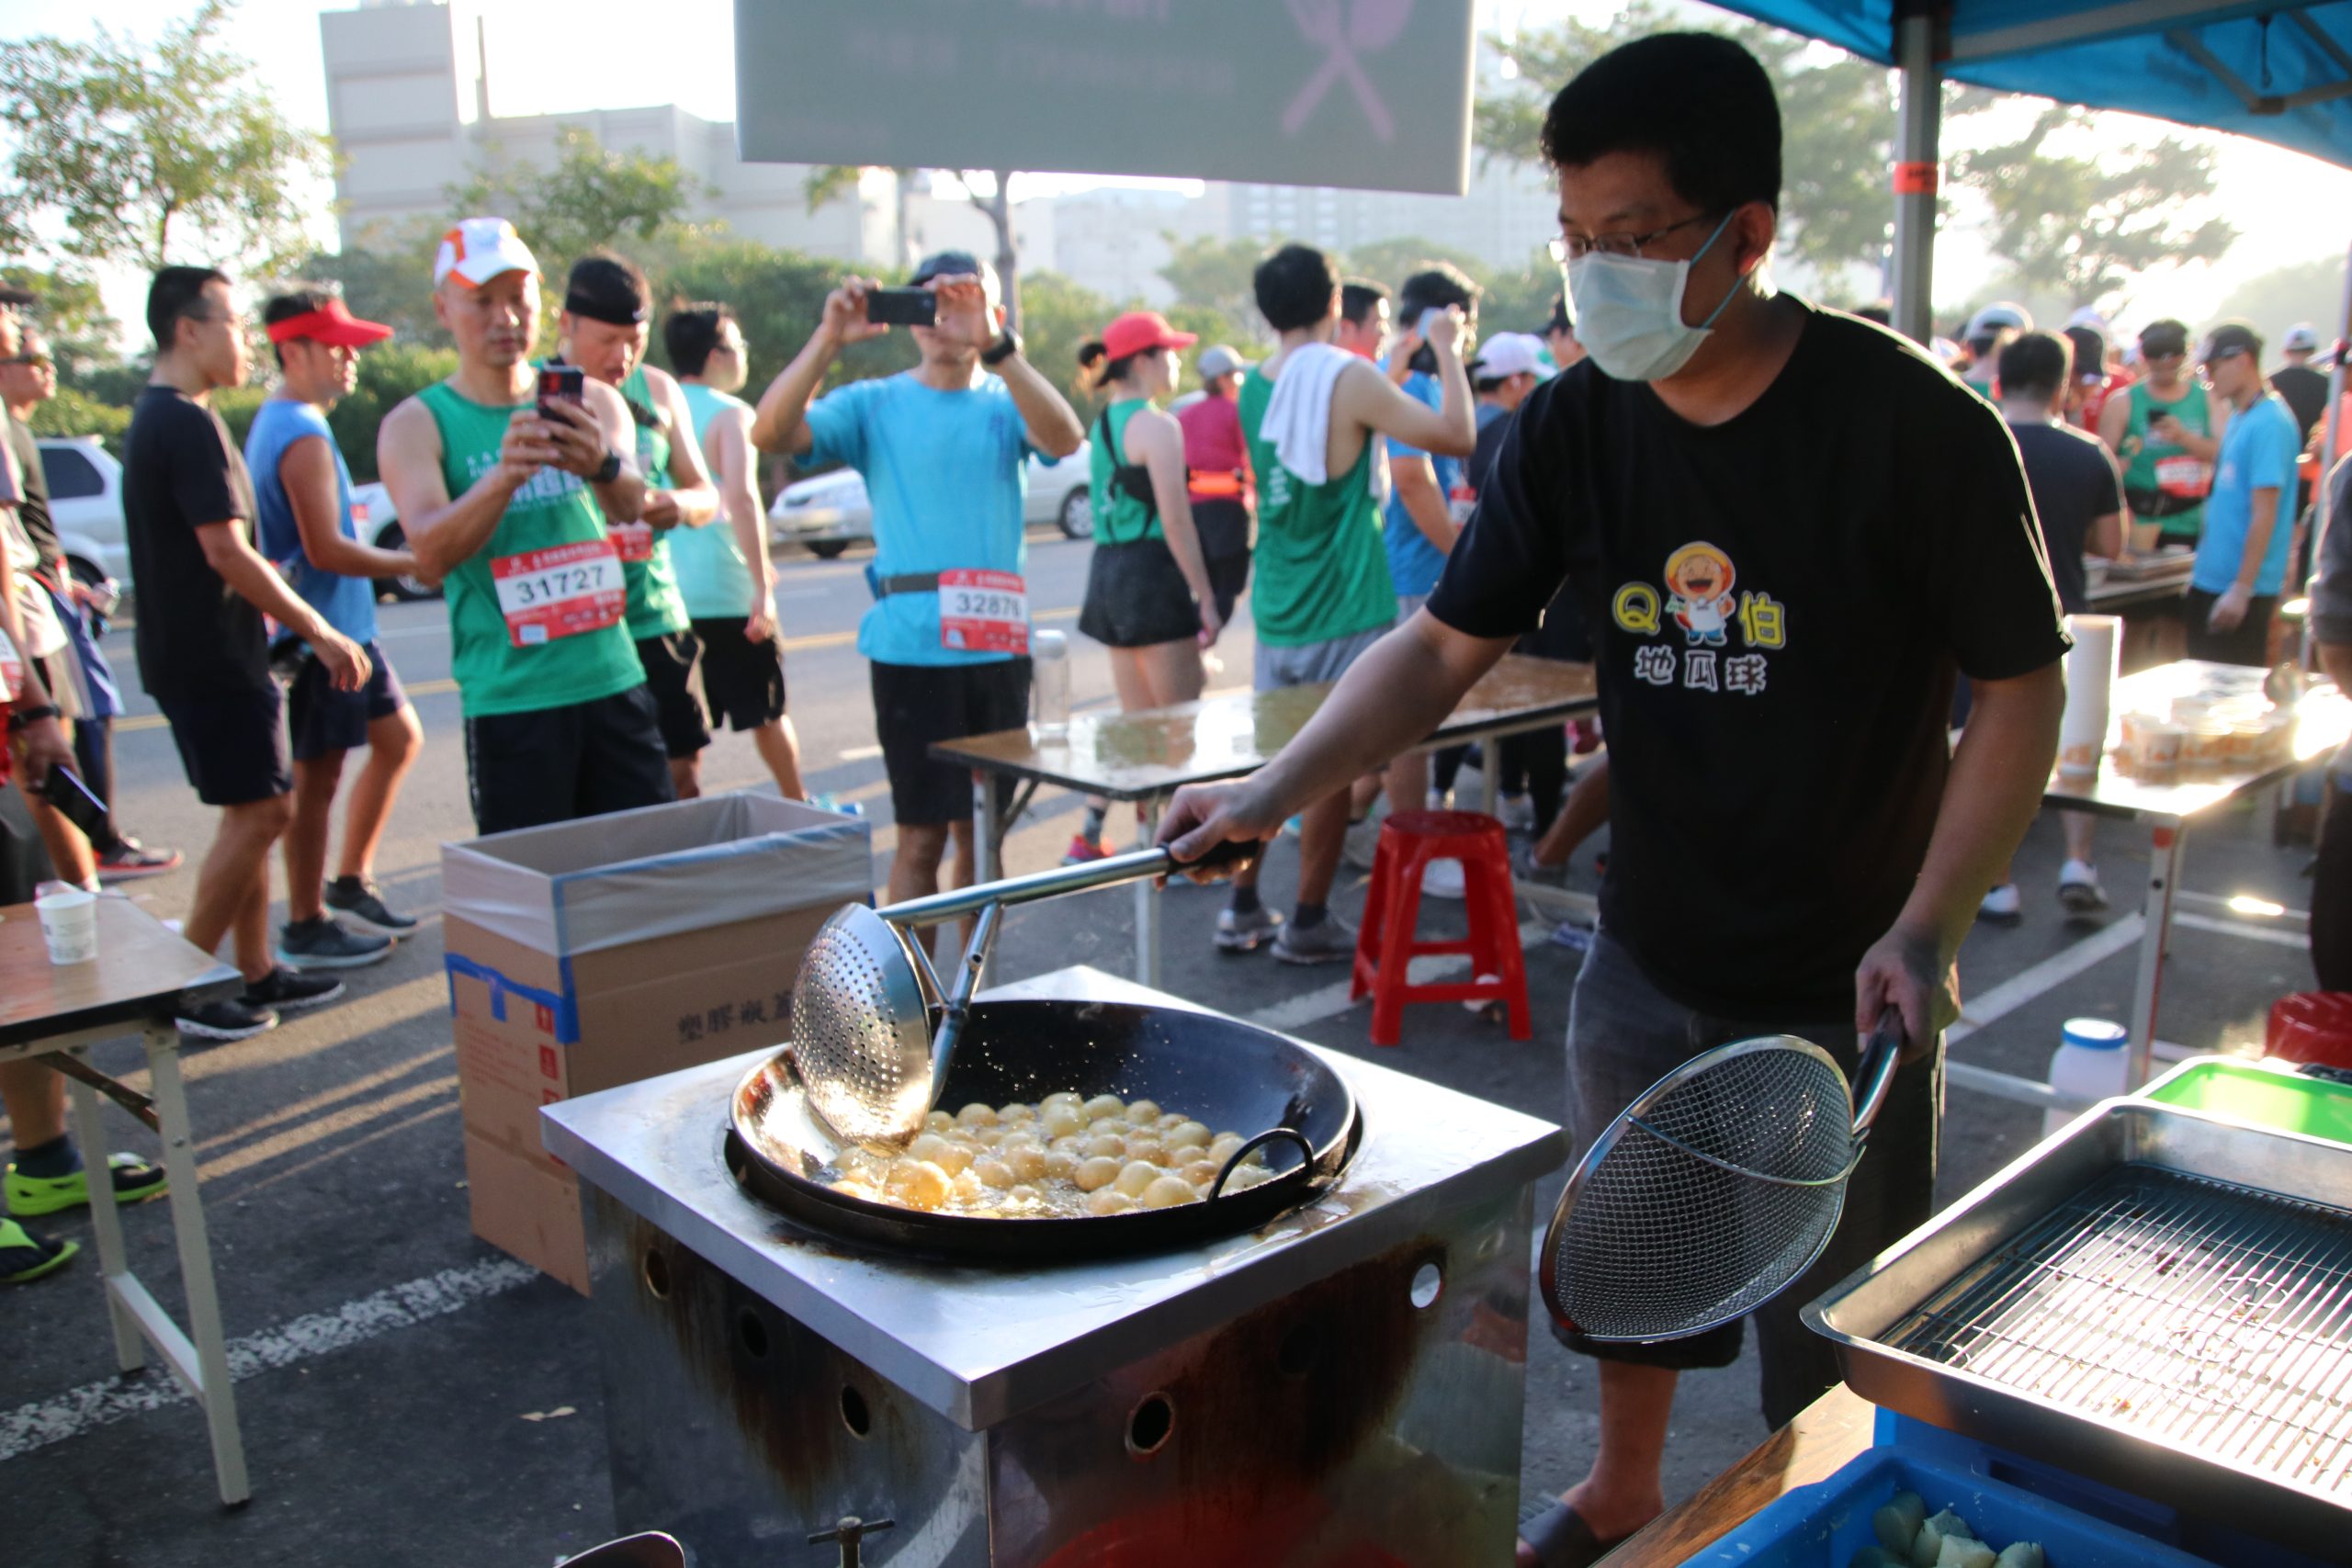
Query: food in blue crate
1912 1509 1974 1568
1992 1546 2045 1568
1936 1539 1995 1568
1874 1491 1928 1553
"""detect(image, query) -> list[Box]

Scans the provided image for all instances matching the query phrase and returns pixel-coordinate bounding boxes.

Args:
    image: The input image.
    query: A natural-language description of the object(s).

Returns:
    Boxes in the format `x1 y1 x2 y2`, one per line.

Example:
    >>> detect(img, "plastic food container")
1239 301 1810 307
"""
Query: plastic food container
2138 1053 2352 1144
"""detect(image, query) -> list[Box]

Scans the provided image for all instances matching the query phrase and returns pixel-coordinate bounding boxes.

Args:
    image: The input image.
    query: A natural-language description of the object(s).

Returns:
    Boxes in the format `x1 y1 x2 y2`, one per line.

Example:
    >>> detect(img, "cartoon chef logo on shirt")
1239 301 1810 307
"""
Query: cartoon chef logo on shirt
1611 541 1785 696
1663 542 1736 647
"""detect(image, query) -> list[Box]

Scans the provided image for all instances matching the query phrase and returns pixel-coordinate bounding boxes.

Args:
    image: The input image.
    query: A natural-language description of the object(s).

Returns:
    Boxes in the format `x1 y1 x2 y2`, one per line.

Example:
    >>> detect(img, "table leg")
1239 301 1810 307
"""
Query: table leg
2127 823 2185 1089
63 1049 143 1371
145 1024 250 1505
1481 736 1501 817
973 774 1001 885
1135 796 1162 988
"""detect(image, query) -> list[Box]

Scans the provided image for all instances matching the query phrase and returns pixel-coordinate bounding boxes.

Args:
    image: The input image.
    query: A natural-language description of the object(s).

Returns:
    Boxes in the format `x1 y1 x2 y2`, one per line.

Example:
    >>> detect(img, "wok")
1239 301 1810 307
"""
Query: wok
729 998 1362 1261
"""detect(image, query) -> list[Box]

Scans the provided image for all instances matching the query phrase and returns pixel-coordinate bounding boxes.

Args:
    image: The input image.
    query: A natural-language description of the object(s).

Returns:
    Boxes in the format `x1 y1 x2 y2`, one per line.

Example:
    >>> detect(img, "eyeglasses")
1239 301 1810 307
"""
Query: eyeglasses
2143 344 2188 360
1549 212 1721 263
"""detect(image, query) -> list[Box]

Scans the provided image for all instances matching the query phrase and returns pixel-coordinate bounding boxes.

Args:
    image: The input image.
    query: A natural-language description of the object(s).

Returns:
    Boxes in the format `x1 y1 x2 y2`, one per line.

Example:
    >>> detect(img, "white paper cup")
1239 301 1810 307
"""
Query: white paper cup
35 887 96 964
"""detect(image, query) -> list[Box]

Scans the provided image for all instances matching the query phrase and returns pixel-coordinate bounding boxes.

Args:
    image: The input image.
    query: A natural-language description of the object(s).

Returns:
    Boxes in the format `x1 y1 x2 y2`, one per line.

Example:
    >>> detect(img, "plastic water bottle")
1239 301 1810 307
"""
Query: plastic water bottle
809 794 864 818
2044 1017 2130 1138
1032 628 1071 734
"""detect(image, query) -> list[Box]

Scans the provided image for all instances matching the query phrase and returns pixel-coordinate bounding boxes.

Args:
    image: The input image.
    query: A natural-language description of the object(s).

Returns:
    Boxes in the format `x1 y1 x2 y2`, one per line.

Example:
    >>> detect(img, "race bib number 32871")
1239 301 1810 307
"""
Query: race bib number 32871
938 569 1029 655
492 540 625 648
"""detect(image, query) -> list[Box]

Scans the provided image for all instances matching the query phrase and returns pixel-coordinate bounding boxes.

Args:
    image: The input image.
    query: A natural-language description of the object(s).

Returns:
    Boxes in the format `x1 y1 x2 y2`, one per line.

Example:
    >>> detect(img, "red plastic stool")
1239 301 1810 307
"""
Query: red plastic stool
1350 809 1531 1046
2267 992 2352 1069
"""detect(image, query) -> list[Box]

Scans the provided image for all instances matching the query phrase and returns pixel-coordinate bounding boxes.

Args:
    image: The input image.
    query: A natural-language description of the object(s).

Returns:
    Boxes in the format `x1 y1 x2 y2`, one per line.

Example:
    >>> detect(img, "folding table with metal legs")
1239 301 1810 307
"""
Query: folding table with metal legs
1 897 246 1504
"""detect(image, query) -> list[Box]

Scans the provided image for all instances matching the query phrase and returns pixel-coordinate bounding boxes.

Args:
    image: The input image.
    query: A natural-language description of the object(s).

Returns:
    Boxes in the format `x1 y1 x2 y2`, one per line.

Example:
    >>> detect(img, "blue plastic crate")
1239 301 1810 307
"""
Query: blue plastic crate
1679 1408 2340 1567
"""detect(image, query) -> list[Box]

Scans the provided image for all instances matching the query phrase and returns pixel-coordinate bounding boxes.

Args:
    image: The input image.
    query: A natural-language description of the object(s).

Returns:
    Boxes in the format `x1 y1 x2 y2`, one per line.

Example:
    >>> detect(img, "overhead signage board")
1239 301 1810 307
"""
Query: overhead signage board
734 0 1476 196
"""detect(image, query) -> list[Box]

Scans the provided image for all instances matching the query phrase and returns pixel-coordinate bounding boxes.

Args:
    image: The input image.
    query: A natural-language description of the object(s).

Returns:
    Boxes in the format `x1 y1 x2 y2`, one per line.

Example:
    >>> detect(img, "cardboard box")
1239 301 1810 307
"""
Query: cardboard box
443 793 870 1292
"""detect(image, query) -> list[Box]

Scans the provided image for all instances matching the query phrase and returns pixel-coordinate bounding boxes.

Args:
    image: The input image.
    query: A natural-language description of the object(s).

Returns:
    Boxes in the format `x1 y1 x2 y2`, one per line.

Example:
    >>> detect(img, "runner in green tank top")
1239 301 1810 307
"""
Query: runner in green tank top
2100 317 2228 543
376 217 675 834
554 254 720 795
1238 367 1395 647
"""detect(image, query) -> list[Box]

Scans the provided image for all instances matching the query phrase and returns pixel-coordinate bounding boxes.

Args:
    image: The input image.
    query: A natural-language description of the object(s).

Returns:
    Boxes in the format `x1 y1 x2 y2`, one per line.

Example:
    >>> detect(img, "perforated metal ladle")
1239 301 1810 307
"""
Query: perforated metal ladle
790 840 1257 1144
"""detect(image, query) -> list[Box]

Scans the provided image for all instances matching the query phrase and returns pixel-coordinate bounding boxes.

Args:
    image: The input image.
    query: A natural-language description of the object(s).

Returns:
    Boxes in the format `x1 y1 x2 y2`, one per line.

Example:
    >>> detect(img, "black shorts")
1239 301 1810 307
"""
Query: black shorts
2184 587 2278 668
871 658 1029 827
157 683 292 807
287 641 408 762
1078 537 1201 649
689 617 787 731
634 631 710 760
462 685 675 837
0 782 51 901
1192 500 1252 624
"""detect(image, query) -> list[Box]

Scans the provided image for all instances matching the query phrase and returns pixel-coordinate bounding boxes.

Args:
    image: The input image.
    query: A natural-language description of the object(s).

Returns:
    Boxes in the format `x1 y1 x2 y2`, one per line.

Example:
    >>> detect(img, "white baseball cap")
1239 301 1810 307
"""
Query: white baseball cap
1197 344 1250 379
2284 321 2322 353
1965 301 2032 340
1471 332 1549 381
2064 306 2113 338
434 217 540 288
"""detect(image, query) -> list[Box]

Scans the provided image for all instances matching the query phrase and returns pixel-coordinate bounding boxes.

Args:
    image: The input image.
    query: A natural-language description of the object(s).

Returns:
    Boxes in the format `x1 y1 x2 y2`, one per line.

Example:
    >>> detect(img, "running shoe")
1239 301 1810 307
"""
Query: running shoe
2057 858 2108 915
1977 883 2022 924
1341 814 1382 872
6 1152 167 1216
1512 843 1571 888
0 1218 76 1283
1060 834 1113 866
96 836 183 882
242 966 345 1011
323 876 421 936
1420 859 1466 900
1272 913 1356 965
1215 905 1283 953
1498 793 1536 833
276 917 393 971
175 995 279 1042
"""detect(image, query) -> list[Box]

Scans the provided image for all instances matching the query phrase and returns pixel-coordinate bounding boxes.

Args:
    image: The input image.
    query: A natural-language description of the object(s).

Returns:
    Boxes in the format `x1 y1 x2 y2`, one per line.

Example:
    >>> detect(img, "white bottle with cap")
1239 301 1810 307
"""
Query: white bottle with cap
1031 628 1071 734
2044 1017 2131 1138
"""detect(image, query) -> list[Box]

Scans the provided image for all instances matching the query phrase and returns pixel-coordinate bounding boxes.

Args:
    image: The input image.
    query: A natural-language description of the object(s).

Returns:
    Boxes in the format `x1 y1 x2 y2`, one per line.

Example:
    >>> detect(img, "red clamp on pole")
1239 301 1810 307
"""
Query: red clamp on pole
1893 161 1939 196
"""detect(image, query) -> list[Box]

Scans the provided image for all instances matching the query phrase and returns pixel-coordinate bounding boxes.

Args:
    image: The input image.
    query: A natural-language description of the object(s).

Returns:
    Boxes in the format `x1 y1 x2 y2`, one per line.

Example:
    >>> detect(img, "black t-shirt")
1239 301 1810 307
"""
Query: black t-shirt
2271 365 2329 446
6 414 59 579
123 385 267 701
1428 301 2069 1019
2008 418 2122 615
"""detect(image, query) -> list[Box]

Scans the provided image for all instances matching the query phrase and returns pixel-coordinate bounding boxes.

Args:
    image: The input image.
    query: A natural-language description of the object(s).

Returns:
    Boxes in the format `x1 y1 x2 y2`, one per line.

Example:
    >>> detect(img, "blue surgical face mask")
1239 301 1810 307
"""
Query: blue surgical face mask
1562 213 1742 382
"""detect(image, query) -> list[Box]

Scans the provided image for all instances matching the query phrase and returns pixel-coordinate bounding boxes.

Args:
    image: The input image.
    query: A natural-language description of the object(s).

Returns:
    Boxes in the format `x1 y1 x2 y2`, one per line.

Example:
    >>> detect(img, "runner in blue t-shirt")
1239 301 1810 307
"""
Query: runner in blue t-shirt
748 252 1085 912
2189 321 2303 668
246 290 424 967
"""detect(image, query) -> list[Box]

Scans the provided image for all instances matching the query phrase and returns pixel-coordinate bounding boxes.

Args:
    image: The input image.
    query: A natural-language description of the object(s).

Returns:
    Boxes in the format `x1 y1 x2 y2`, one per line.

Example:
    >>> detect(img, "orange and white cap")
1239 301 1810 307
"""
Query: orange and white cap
433 217 539 288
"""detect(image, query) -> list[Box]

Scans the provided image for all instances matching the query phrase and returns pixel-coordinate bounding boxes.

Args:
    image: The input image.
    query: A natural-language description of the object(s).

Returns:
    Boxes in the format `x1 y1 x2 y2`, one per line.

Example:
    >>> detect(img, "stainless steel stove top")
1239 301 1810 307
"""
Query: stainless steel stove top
541 964 1566 1430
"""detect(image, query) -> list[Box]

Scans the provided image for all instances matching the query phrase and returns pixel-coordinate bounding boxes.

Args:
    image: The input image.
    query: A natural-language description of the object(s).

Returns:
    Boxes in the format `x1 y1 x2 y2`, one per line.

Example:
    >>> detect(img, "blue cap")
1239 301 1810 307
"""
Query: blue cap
2063 1018 2129 1051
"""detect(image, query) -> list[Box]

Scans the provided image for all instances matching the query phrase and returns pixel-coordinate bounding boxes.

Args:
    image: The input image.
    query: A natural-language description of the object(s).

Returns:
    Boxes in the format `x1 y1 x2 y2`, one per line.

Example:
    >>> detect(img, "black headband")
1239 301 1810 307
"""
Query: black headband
565 291 644 327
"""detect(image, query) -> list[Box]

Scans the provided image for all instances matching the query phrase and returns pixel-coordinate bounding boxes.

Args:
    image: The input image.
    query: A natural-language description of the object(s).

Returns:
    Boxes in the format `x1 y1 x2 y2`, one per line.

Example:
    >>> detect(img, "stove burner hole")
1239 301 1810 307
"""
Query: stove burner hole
641 1247 672 1301
1409 1260 1443 1310
1125 1393 1174 1458
840 1384 872 1438
737 1306 771 1360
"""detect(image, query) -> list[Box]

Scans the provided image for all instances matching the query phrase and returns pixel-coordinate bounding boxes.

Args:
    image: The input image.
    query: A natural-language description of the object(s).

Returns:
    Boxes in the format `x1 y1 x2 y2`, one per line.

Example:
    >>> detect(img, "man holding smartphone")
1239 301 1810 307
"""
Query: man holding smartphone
750 252 1085 913
248 288 423 970
378 219 669 836
128 267 373 1041
551 254 721 799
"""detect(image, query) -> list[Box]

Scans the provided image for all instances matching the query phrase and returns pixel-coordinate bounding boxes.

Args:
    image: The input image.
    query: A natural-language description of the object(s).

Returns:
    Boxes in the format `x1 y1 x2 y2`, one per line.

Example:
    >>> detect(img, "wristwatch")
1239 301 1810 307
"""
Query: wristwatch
593 448 625 485
7 703 60 731
980 330 1023 367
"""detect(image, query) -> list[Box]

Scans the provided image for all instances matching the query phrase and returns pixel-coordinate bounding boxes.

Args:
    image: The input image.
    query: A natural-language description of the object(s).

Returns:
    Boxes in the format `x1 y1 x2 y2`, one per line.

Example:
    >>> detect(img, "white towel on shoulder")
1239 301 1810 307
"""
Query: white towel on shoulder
1260 342 1353 486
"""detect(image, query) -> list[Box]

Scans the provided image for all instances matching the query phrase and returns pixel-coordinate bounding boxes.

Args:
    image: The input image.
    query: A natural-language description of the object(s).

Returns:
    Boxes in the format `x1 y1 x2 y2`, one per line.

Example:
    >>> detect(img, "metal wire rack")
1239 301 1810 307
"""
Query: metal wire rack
1883 1165 2352 1494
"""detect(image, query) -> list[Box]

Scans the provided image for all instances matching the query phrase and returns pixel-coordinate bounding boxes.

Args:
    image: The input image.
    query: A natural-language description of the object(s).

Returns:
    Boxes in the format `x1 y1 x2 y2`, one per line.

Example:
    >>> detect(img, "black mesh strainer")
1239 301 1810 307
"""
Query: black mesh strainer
1541 1012 1905 1342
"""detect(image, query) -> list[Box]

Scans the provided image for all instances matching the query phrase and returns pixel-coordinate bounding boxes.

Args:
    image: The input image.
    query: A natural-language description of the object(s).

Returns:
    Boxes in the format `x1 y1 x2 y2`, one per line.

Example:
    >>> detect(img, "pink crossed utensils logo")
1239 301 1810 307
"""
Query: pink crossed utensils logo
1282 0 1412 143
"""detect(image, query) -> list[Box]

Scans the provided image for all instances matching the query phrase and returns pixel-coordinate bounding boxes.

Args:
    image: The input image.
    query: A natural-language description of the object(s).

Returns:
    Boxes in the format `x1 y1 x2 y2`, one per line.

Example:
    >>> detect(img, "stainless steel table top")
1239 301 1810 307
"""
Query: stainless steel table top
2041 660 2350 823
542 964 1566 1430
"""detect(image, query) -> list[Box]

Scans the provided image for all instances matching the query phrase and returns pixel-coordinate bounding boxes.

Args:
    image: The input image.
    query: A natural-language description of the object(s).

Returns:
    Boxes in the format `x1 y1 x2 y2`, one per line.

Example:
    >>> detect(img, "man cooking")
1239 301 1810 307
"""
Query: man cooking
1157 33 2067 1568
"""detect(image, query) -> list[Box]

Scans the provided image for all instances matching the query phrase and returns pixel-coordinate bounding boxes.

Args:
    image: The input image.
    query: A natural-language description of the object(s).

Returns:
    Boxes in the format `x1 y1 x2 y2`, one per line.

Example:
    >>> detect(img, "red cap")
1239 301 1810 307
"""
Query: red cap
1101 310 1197 361
266 298 393 348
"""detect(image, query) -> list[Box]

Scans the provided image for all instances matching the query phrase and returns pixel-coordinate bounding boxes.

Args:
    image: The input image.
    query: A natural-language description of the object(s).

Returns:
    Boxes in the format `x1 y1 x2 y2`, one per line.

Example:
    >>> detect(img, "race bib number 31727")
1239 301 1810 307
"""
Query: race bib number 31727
938 569 1029 655
492 540 625 648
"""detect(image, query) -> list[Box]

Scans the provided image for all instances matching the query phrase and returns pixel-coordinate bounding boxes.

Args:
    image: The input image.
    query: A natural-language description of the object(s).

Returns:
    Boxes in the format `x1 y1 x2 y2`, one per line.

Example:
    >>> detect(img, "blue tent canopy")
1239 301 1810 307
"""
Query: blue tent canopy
1719 2 2352 171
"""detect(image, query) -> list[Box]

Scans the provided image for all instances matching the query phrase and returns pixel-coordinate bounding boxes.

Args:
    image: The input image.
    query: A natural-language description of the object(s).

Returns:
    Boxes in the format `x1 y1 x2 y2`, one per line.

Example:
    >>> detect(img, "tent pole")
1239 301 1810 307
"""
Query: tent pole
1892 10 1940 345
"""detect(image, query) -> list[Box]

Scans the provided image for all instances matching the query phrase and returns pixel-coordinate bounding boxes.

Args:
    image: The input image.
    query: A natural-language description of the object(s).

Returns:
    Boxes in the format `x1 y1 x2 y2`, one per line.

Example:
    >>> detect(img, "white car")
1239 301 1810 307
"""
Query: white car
346 480 439 602
37 436 128 587
768 442 1094 558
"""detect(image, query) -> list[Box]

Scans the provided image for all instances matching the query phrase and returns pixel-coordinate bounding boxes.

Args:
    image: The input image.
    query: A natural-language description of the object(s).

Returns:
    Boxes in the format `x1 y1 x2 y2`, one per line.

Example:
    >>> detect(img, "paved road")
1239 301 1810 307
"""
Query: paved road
3 533 2325 1566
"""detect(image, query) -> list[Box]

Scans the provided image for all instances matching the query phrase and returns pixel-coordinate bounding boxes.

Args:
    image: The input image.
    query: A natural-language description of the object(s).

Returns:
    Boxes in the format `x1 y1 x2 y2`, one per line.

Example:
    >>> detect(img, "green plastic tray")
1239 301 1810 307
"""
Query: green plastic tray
2139 1055 2352 1146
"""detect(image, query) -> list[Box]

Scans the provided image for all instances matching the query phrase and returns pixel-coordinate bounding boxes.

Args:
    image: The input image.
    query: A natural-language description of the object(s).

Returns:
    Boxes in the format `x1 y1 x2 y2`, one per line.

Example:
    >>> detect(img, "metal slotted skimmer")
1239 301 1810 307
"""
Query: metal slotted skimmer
1542 1016 1905 1342
1886 1164 2352 1494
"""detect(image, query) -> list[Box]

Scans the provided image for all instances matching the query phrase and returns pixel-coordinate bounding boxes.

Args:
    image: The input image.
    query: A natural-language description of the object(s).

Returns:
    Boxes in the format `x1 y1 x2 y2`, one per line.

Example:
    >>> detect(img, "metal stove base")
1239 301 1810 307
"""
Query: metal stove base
585 1183 1535 1567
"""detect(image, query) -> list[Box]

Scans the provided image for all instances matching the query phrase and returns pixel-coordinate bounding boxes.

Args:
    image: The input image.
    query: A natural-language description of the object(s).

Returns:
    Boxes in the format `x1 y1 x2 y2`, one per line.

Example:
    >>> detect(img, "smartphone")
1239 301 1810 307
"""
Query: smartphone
865 287 938 328
1408 310 1449 376
537 364 586 420
40 765 109 841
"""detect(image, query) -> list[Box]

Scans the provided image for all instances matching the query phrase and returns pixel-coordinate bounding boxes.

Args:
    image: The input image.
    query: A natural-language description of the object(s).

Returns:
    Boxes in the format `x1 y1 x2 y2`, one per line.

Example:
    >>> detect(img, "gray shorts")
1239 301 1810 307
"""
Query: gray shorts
1252 620 1393 693
1554 931 1942 1429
